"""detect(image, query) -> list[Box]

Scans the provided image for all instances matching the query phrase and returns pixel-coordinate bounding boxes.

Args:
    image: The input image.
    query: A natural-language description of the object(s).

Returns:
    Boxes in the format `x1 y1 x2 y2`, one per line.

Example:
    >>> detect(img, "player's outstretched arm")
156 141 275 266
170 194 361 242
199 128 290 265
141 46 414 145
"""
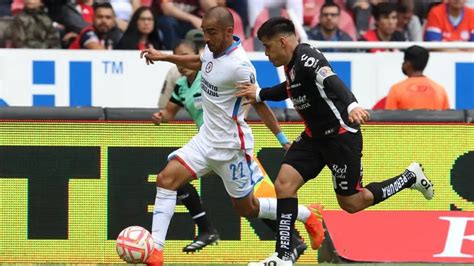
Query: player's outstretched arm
140 48 202 70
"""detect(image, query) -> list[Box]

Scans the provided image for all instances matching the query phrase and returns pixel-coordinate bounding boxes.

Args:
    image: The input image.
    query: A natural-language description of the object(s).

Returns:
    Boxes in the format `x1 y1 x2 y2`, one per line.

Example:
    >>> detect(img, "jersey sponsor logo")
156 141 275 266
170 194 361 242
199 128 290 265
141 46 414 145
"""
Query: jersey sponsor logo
205 62 213 73
290 83 301 89
201 76 219 97
291 95 311 110
332 164 348 190
301 54 319 68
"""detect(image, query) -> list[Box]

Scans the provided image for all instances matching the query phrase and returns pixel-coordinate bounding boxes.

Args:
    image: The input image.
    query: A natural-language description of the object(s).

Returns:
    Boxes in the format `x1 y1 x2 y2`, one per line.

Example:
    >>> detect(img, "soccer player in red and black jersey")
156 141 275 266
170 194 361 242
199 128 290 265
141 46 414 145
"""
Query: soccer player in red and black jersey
238 17 435 266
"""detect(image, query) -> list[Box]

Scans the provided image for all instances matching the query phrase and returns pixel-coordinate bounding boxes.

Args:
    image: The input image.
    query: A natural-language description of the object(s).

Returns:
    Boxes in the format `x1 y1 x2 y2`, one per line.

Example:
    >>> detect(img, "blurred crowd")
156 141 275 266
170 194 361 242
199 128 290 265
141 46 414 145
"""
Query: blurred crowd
0 0 473 51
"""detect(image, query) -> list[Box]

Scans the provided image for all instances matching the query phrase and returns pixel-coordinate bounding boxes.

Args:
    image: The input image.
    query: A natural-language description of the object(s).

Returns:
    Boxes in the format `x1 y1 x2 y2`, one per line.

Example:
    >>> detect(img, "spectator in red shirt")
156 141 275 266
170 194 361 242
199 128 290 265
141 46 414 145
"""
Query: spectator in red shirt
360 2 405 53
115 6 163 50
425 0 474 42
69 2 123 49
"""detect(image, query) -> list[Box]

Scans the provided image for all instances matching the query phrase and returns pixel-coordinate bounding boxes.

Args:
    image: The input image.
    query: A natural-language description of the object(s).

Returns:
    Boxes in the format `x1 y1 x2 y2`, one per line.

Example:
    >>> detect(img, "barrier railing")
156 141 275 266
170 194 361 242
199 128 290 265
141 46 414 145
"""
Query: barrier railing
306 40 474 50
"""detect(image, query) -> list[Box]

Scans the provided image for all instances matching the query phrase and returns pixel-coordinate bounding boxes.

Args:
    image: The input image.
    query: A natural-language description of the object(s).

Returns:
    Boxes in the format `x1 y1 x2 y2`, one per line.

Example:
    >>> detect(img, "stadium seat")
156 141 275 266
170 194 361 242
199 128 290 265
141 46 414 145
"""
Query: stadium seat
372 97 387 110
11 0 23 15
242 37 254 51
252 7 290 37
228 7 245 40
303 0 324 26
141 0 152 7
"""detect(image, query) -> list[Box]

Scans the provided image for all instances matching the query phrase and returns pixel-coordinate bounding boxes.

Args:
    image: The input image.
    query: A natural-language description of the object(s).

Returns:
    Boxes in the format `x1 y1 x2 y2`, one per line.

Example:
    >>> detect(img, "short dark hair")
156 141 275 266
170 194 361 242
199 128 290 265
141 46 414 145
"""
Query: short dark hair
320 2 341 14
204 6 234 28
404 45 429 71
372 2 397 20
257 17 296 40
397 0 415 14
173 40 198 55
93 2 114 12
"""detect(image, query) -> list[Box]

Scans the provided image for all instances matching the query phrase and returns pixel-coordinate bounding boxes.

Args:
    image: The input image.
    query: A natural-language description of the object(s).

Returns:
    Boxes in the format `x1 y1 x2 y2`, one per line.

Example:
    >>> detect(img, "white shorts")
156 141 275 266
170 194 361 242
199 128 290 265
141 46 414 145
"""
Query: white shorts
168 134 264 198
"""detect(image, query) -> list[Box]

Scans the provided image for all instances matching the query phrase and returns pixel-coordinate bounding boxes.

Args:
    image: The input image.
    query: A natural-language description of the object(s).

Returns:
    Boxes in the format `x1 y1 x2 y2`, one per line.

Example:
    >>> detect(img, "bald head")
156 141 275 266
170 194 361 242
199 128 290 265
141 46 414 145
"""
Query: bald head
203 6 234 28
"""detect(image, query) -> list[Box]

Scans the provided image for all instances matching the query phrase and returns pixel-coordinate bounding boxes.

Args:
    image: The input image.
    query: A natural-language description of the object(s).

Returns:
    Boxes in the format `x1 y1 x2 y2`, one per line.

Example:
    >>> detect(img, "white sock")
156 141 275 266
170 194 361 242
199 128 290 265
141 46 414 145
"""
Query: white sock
257 197 311 222
152 187 177 250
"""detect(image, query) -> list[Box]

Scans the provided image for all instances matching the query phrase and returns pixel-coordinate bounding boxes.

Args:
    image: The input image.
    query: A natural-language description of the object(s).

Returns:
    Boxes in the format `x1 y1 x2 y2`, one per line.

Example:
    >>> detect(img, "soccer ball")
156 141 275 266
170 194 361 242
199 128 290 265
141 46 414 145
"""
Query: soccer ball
116 226 155 263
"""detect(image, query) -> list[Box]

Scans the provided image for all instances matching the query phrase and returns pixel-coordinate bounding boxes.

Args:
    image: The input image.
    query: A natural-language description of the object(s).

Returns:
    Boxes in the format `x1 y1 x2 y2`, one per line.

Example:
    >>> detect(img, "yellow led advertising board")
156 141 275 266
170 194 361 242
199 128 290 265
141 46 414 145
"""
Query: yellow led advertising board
0 122 473 263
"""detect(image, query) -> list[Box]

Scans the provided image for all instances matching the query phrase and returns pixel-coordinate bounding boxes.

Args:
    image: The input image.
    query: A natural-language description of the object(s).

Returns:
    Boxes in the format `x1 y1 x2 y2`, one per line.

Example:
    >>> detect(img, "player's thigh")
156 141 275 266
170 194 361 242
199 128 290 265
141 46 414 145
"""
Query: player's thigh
157 159 197 190
281 134 326 186
211 148 263 200
162 137 211 189
274 164 306 198
323 131 363 197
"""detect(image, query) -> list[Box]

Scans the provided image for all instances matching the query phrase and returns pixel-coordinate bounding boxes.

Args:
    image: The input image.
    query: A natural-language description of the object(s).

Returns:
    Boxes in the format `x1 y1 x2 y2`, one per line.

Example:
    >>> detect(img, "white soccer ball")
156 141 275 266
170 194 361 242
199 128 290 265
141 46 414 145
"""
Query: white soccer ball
116 226 155 263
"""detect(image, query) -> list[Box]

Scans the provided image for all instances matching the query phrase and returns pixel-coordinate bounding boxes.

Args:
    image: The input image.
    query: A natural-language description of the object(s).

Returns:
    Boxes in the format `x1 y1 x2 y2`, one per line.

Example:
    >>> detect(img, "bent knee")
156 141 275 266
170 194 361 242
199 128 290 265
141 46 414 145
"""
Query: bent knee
156 172 178 190
274 179 298 197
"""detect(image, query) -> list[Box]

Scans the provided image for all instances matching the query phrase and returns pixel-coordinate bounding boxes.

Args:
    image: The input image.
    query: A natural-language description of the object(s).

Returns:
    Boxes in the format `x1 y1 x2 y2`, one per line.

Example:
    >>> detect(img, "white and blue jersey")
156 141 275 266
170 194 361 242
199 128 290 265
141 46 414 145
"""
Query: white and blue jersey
198 36 258 150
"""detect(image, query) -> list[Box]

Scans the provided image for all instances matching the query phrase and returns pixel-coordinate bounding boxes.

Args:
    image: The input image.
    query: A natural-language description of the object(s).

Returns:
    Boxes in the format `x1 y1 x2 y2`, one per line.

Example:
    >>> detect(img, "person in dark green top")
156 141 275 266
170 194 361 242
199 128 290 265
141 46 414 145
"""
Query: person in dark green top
151 40 308 260
152 40 219 253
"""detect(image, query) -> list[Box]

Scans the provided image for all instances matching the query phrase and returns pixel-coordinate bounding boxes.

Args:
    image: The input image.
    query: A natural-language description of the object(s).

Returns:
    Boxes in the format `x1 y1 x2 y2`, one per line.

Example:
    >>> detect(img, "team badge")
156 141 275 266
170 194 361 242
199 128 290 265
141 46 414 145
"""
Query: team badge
317 66 335 79
289 67 295 81
249 73 256 84
205 62 213 73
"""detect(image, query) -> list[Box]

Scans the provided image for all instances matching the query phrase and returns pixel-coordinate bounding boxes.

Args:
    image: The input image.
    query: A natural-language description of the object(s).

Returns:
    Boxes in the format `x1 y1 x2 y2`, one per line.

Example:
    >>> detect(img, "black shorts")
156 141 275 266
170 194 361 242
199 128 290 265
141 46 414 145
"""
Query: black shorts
282 130 363 196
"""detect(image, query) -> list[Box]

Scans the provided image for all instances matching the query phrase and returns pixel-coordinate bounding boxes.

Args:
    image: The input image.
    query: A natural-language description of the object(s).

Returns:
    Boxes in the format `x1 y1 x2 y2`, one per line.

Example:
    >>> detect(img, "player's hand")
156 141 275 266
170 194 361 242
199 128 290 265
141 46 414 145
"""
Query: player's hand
282 142 292 151
152 111 164 125
236 83 258 105
140 48 167 65
349 107 370 124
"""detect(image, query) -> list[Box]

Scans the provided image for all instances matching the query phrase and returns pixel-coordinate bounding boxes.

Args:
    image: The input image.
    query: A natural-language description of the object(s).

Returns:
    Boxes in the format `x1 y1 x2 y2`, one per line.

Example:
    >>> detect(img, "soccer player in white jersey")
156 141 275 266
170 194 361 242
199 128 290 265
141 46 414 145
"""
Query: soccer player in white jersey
140 7 324 266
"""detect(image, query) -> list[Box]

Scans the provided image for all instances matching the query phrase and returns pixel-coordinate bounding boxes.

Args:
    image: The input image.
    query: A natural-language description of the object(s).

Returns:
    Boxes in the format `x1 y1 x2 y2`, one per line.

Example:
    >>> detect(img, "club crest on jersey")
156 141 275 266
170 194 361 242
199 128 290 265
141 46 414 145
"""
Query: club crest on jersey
249 73 256 84
205 62 213 73
289 67 295 81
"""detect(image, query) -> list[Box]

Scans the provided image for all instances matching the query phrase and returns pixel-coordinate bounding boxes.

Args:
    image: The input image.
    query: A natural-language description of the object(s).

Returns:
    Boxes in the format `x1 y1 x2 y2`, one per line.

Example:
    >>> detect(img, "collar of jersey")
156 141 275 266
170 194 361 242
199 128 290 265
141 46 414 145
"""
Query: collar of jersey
287 43 305 69
213 35 241 59
446 4 464 28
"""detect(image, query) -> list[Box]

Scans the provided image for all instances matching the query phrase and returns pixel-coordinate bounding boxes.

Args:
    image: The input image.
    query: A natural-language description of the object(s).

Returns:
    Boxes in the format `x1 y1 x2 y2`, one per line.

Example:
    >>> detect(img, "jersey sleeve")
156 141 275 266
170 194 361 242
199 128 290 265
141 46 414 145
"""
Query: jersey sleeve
310 51 358 108
169 84 184 107
235 61 258 86
260 82 288 101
